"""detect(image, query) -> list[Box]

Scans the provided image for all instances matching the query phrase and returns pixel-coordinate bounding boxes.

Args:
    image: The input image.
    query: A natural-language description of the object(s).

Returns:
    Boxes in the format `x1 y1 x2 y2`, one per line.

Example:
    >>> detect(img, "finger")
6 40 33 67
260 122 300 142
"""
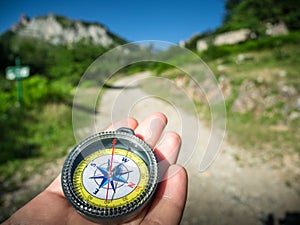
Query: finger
154 131 181 165
105 117 138 131
46 174 64 197
154 132 181 182
134 112 167 149
141 165 188 225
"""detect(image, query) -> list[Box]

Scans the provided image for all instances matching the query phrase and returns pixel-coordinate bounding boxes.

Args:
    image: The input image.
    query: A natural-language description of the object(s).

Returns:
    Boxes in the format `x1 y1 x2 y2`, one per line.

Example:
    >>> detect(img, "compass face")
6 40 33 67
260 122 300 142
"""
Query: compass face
74 148 149 208
61 128 158 221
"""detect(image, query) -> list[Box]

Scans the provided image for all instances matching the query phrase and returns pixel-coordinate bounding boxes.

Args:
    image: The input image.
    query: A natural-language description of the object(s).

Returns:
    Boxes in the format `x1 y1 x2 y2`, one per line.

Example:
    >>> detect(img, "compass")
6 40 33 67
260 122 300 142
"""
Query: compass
61 127 158 223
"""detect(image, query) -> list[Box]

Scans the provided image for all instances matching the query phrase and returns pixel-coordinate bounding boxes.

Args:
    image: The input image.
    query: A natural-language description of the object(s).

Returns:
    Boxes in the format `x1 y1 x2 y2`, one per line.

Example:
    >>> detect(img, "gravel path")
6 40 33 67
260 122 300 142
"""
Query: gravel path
1 72 299 224
96 72 300 225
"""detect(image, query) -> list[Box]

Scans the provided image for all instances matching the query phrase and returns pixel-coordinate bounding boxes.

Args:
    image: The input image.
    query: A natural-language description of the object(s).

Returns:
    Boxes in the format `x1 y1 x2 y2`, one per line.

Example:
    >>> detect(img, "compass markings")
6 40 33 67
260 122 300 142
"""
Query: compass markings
74 148 149 208
122 156 129 163
93 188 100 195
127 182 135 188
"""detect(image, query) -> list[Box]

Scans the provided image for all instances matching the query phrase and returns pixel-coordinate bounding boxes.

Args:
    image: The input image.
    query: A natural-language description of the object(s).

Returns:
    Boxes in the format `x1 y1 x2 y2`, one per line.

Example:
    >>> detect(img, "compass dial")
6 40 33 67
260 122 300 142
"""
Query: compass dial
74 148 149 208
61 128 158 222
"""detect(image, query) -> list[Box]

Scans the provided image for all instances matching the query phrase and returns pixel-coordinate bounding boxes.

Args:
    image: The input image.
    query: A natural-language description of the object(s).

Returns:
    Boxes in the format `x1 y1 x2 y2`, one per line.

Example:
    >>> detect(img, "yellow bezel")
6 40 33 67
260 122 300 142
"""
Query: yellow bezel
73 148 149 208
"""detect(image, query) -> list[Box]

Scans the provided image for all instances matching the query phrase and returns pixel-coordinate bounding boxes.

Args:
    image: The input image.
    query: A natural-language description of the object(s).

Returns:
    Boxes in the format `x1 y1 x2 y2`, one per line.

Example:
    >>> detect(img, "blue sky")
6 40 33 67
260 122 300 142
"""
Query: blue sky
0 0 225 43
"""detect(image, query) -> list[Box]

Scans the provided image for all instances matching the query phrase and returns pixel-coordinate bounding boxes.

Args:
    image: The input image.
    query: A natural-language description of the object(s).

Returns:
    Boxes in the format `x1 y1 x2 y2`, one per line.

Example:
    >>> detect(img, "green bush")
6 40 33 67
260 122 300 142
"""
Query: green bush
23 76 49 107
48 79 73 102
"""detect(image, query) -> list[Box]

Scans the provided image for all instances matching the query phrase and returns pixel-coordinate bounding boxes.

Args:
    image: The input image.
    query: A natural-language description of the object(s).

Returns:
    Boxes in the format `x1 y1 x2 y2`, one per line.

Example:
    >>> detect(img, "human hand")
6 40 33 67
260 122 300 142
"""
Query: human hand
2 112 188 225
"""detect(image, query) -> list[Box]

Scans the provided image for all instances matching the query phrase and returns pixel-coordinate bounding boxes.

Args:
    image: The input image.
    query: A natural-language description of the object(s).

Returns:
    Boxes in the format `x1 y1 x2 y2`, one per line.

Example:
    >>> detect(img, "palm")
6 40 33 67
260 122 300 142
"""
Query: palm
2 113 187 225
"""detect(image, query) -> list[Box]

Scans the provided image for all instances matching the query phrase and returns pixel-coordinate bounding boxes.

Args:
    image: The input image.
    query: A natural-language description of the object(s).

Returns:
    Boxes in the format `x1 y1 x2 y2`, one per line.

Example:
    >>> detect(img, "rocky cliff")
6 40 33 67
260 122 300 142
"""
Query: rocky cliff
10 14 126 47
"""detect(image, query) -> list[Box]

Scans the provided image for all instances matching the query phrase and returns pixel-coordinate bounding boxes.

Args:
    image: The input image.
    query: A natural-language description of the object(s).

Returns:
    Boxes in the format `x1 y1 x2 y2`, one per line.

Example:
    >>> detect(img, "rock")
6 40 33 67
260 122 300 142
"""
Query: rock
279 85 297 98
187 79 206 102
10 14 124 47
256 76 264 84
185 76 232 104
196 29 255 52
231 80 265 114
188 23 287 53
265 21 289 36
289 111 300 120
235 54 254 64
281 103 291 117
264 95 278 108
217 65 227 73
218 76 232 99
293 97 300 111
179 40 185 47
197 40 209 51
174 76 186 88
214 29 252 46
278 70 287 78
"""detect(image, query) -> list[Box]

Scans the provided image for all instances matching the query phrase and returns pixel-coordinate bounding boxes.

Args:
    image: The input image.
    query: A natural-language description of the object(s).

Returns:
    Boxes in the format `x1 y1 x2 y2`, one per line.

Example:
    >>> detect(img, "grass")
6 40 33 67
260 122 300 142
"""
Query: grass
0 103 74 190
206 41 300 158
0 102 74 221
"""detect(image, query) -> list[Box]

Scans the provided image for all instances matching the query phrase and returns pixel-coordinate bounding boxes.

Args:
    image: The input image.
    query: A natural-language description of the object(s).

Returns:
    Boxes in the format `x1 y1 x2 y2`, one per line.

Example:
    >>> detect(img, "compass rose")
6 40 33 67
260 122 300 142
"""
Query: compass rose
89 160 133 193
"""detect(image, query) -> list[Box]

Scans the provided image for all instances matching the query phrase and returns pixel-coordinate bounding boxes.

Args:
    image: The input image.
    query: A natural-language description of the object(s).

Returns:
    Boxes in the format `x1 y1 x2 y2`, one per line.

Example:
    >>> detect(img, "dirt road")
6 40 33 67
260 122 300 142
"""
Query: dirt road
96 72 300 225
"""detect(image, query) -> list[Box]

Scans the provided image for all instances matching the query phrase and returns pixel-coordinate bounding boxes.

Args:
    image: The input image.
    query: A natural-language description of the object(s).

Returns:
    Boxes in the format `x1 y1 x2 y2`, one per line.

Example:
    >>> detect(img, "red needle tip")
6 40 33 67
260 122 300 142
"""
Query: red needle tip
110 139 116 171
106 138 117 202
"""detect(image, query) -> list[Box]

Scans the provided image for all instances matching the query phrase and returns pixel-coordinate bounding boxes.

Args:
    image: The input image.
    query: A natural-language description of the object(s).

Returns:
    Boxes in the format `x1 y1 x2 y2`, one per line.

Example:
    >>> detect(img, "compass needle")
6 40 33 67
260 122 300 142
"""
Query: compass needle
62 128 158 222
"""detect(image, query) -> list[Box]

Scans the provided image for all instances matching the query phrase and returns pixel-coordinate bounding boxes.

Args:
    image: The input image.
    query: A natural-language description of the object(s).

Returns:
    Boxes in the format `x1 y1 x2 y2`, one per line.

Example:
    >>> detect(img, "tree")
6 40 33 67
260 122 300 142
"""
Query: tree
223 0 242 23
222 0 300 32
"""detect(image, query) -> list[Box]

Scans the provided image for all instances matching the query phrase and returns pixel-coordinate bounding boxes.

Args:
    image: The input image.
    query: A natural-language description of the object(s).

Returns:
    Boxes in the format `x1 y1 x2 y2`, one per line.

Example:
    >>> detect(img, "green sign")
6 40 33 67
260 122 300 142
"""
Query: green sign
6 66 30 80
5 57 30 111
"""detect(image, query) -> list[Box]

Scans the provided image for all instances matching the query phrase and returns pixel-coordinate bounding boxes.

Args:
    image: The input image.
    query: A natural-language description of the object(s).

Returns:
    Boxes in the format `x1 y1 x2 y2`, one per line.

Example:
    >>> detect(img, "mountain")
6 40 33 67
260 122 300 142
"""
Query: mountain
8 14 126 47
